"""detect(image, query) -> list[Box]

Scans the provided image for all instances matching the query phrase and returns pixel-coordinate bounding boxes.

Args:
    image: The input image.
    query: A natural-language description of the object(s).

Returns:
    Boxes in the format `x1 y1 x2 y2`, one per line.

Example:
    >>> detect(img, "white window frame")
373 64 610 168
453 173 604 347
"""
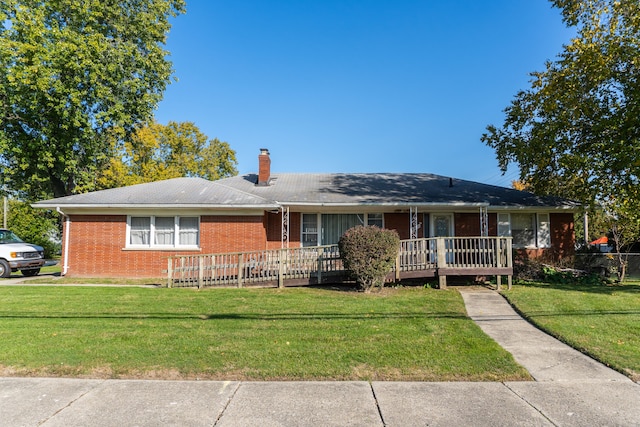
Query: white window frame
497 212 551 249
126 215 200 249
537 213 551 248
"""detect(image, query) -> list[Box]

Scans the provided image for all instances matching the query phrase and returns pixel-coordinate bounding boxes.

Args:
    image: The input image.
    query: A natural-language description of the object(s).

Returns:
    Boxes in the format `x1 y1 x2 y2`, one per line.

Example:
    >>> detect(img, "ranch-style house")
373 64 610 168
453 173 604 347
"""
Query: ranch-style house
34 149 579 286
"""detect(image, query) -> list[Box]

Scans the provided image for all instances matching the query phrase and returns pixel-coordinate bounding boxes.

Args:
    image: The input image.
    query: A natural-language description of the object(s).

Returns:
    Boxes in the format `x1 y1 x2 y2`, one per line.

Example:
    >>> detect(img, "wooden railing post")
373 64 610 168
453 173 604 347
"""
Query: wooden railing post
278 249 285 288
506 238 513 290
167 258 173 288
436 237 447 289
238 253 244 288
495 238 503 290
198 256 204 289
317 247 323 285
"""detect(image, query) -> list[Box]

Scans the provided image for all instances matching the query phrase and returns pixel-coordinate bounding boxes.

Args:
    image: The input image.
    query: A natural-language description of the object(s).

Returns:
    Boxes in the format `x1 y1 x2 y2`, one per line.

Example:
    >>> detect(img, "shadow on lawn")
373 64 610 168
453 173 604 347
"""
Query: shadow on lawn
515 281 640 295
511 308 640 318
0 311 468 321
507 281 640 318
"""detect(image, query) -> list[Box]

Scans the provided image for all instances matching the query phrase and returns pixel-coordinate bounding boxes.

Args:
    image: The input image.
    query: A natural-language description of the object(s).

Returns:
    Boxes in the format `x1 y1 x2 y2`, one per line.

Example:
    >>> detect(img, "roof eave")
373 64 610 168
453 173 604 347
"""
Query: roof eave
278 201 491 207
32 203 279 210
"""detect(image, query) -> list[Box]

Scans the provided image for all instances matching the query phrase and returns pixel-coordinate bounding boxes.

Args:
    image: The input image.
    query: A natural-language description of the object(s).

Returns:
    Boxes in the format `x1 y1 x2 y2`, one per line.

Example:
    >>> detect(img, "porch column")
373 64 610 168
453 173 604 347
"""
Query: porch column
480 206 488 237
436 237 447 289
410 206 419 239
281 206 289 248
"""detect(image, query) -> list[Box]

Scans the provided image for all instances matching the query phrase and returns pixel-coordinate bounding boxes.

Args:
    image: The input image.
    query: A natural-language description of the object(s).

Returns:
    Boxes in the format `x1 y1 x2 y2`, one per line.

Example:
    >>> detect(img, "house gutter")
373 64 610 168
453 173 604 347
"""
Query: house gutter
56 207 70 276
34 203 280 210
278 202 491 208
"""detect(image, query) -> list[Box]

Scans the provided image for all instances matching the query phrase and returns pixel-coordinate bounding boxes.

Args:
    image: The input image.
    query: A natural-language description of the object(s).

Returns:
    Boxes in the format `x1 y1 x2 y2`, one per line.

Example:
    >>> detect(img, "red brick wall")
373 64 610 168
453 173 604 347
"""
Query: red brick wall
550 212 575 259
290 212 301 246
384 213 410 239
64 214 268 278
265 211 301 249
63 211 576 277
66 215 130 277
202 215 266 253
455 213 480 236
454 213 498 237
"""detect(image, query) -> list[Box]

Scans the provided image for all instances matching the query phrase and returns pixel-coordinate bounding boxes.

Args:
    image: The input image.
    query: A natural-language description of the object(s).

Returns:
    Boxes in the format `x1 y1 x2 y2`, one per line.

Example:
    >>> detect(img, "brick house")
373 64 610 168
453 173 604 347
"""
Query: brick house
34 149 579 278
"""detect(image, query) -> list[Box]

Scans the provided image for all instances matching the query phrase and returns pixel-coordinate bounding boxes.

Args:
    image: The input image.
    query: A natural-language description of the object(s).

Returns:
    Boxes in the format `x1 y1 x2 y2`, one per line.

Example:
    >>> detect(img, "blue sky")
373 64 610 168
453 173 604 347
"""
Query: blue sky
154 1 575 187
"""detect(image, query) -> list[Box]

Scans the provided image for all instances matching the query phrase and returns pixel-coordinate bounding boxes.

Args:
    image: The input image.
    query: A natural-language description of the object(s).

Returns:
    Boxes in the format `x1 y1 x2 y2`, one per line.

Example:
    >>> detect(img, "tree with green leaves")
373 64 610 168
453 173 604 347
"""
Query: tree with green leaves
97 121 238 188
482 0 639 210
0 0 185 200
1 199 59 258
482 1 640 276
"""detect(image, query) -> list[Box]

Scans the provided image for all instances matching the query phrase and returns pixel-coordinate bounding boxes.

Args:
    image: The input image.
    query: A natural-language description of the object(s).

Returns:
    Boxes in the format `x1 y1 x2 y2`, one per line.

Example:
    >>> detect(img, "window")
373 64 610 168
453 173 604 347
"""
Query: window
179 217 200 246
301 213 385 246
367 213 383 228
130 217 151 245
127 216 199 248
537 213 551 248
322 214 362 245
302 214 318 247
154 217 175 245
511 213 535 247
497 213 551 248
497 213 510 238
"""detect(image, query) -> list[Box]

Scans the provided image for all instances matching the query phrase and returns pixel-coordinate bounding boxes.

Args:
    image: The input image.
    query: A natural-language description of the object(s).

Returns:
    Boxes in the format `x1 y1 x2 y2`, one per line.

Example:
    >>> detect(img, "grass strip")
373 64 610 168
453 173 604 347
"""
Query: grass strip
0 286 529 381
502 281 640 381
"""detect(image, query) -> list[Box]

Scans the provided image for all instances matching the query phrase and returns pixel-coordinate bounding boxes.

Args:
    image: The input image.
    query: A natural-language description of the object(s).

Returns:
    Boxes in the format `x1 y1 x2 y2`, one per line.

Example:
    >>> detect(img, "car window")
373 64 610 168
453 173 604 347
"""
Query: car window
0 230 24 244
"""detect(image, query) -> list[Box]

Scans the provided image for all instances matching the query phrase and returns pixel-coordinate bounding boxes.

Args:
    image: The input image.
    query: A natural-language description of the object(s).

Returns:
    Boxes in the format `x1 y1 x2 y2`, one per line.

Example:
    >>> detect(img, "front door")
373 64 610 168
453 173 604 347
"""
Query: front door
432 214 454 237
431 214 454 263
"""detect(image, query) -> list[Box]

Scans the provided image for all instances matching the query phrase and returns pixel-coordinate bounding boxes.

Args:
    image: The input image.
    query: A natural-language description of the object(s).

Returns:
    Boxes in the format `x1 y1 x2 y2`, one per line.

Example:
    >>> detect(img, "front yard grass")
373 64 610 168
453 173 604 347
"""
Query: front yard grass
0 286 530 381
502 281 640 381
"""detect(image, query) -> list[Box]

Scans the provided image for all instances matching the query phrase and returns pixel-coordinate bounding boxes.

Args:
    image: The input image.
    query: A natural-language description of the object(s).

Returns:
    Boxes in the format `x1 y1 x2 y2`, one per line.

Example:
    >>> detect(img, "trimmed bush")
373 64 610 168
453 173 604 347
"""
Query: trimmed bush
338 225 400 292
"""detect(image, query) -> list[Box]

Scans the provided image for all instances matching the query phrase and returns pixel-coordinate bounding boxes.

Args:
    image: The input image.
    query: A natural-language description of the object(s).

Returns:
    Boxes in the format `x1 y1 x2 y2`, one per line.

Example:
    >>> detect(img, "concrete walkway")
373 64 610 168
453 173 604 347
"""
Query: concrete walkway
458 287 632 383
1 288 639 426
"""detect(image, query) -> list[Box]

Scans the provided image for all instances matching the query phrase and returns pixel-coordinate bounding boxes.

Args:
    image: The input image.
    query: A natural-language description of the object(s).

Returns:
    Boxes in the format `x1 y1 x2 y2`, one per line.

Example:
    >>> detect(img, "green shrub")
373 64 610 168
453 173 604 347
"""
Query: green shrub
338 225 400 293
4 200 60 258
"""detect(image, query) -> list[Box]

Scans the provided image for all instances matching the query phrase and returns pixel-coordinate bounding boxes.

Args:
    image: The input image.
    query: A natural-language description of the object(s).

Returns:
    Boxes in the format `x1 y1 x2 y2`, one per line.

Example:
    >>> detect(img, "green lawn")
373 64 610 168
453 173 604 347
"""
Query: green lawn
0 286 530 381
502 281 640 382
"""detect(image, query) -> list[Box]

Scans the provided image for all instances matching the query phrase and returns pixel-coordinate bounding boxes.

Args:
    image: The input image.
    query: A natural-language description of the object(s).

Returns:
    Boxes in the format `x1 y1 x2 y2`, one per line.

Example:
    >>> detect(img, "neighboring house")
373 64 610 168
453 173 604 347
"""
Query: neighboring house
34 149 579 278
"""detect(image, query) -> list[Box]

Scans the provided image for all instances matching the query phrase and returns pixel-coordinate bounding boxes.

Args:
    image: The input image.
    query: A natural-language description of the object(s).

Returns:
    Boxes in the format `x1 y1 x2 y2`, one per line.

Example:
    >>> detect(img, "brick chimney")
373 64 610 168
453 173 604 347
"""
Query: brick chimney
257 148 271 186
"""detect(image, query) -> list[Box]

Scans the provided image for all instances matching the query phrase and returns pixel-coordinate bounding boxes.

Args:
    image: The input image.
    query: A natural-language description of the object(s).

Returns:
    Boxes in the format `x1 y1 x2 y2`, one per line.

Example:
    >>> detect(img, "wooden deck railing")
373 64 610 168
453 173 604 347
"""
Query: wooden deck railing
167 245 343 288
167 236 513 289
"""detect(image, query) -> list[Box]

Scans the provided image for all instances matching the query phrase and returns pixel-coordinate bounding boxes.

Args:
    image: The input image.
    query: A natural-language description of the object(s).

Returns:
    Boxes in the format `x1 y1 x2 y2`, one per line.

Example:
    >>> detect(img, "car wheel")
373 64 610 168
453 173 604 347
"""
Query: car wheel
21 268 40 277
0 260 10 278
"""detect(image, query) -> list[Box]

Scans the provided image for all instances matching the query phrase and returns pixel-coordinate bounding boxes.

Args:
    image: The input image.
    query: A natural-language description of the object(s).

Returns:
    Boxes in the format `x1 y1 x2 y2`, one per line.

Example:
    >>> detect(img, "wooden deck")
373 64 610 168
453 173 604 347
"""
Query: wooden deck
167 236 513 290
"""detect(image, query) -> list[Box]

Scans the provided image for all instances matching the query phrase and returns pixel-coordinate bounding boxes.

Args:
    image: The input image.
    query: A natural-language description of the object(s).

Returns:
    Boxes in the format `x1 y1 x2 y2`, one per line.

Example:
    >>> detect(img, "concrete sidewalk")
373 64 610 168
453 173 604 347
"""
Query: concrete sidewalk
1 288 639 426
2 377 639 426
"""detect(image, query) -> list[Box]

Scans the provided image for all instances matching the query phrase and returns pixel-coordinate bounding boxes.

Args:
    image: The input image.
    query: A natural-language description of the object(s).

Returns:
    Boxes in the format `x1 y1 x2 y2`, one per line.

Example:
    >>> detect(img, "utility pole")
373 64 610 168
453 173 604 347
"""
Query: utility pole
3 196 7 229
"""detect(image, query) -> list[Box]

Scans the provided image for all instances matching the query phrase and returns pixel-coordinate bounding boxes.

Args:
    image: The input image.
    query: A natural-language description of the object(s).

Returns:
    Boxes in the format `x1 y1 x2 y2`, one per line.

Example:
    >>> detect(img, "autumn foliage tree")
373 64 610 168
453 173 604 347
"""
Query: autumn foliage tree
96 121 238 188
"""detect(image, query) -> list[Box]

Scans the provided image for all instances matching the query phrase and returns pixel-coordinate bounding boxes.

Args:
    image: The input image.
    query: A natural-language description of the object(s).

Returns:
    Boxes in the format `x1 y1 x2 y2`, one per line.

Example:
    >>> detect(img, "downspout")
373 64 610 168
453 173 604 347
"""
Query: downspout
56 208 70 276
583 211 589 246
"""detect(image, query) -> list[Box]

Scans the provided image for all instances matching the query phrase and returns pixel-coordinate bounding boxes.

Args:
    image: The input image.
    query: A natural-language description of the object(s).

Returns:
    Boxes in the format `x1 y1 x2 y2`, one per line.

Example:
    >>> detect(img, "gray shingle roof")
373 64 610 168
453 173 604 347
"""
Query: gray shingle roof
34 177 277 208
34 173 579 210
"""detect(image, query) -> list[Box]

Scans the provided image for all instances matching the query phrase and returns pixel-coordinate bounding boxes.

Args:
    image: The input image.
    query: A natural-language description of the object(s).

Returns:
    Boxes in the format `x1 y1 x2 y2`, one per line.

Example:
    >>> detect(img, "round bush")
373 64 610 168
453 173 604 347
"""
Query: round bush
338 225 400 292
